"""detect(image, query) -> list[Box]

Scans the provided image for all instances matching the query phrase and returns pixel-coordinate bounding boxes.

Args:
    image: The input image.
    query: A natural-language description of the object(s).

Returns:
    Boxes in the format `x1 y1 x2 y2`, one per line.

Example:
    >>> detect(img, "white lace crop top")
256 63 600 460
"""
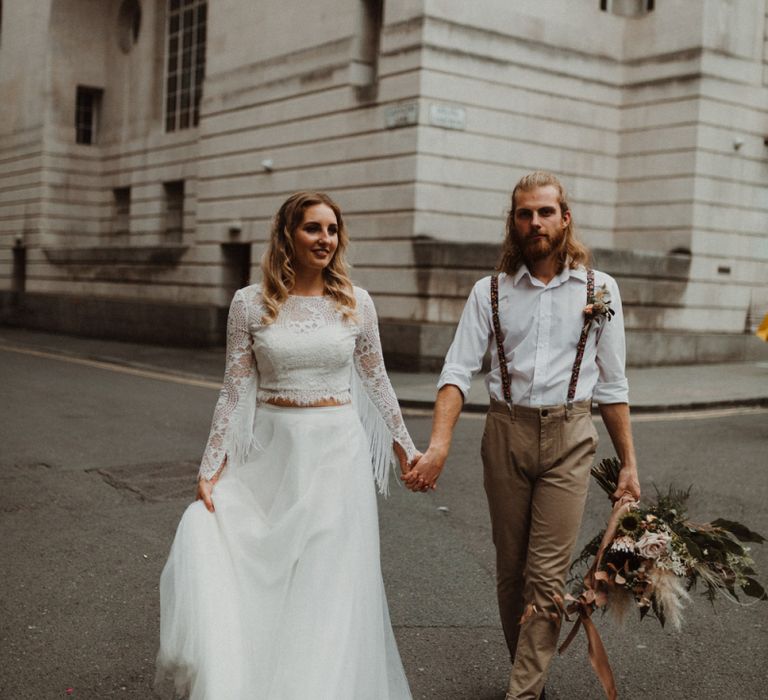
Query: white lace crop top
199 284 418 491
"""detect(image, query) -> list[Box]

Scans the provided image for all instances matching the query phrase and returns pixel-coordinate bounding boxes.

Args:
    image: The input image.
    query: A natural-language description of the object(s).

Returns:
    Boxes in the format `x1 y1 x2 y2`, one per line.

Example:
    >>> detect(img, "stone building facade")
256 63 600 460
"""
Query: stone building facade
1 0 767 367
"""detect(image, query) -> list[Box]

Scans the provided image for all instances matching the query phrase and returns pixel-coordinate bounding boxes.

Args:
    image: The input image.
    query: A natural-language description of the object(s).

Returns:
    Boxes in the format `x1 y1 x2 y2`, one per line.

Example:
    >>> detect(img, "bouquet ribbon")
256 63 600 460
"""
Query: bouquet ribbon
586 494 638 590
522 494 637 700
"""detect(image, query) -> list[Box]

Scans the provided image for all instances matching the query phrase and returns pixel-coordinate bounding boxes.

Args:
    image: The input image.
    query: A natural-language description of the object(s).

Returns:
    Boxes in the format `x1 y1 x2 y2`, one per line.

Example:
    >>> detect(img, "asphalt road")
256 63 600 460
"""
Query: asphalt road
1 346 767 699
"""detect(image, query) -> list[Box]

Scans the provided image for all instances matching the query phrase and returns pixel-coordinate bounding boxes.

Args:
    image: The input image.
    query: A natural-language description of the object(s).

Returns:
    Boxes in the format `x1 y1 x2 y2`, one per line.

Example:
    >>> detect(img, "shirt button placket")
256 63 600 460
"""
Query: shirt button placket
532 290 552 406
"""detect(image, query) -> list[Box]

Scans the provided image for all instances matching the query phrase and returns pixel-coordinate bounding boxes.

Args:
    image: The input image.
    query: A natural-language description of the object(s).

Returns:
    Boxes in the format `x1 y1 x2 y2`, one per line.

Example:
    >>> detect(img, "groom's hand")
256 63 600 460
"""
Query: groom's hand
612 462 641 502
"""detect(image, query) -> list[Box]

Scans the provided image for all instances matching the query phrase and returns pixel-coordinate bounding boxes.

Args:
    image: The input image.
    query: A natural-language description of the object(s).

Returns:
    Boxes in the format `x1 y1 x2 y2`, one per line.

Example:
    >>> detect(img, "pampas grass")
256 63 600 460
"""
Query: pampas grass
648 568 691 630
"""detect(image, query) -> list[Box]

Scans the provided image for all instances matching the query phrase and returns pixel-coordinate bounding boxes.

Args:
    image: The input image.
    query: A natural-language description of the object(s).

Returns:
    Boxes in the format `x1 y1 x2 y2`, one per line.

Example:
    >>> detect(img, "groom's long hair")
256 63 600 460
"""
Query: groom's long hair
497 171 591 275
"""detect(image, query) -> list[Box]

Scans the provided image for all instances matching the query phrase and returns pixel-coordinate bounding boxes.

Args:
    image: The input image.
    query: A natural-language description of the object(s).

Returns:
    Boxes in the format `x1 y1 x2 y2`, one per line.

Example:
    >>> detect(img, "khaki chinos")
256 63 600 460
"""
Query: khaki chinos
481 398 598 700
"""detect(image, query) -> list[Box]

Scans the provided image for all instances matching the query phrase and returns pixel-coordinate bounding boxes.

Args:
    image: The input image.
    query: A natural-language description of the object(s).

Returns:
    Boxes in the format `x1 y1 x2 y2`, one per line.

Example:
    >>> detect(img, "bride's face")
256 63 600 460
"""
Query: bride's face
292 204 339 274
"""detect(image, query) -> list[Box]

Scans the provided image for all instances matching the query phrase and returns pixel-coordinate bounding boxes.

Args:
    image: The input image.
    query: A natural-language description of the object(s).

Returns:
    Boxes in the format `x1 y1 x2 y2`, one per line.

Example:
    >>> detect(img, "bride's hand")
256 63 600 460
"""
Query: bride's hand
196 476 216 513
197 458 226 512
393 443 422 479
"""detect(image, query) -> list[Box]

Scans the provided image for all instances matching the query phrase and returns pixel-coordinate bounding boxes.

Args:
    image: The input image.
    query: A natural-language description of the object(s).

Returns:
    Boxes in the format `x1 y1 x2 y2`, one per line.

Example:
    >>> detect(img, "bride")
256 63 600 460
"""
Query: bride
156 191 423 699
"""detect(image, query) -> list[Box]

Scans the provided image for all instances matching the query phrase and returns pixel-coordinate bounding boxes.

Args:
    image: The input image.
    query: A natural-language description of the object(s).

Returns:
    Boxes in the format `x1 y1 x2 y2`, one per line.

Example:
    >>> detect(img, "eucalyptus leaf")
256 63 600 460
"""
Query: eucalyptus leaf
742 578 768 601
711 519 766 544
680 536 703 560
718 537 746 555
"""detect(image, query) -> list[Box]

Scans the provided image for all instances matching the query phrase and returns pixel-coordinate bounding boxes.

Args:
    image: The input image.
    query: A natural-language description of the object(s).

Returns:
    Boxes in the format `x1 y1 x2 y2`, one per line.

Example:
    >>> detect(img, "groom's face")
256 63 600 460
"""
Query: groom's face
511 185 570 263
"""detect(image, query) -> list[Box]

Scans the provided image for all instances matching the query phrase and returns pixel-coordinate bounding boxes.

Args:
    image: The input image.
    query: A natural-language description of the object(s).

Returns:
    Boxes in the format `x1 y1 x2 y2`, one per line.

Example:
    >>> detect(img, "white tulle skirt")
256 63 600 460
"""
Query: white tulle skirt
157 403 412 700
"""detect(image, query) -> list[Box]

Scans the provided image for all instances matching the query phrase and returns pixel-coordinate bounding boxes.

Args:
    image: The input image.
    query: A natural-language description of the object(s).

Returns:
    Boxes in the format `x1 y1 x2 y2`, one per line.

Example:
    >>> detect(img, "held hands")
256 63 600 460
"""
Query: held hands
394 443 423 484
401 445 447 492
393 441 439 492
393 442 415 477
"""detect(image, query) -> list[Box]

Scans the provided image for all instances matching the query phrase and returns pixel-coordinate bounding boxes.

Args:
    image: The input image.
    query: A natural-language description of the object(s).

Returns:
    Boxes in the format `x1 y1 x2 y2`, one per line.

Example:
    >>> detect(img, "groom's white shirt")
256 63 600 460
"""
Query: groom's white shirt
437 265 629 407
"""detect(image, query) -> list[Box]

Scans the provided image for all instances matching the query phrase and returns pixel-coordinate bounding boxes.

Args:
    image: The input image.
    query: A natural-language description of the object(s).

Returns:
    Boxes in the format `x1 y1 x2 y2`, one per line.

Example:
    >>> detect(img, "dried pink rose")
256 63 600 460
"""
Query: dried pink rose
636 531 672 559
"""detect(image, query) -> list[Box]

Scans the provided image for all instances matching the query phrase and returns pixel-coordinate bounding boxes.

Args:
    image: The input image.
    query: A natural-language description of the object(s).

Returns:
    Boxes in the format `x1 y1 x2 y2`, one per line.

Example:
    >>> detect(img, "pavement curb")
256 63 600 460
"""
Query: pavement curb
616 397 768 413
400 396 768 415
3 337 767 415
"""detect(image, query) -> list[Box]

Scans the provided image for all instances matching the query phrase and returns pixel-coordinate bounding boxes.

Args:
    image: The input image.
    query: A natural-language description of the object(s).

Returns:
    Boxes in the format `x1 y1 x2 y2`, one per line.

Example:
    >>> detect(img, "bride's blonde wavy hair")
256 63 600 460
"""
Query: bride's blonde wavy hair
260 191 356 324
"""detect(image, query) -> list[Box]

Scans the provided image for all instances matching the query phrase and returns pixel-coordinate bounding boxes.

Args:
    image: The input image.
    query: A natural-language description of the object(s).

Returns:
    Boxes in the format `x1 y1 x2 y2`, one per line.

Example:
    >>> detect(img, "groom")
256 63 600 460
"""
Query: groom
405 171 640 700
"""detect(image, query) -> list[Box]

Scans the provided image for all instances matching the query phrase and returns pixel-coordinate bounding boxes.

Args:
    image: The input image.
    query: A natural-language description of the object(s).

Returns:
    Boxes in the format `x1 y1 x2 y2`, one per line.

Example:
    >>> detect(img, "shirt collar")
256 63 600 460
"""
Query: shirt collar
511 265 530 286
512 263 587 288
568 266 588 283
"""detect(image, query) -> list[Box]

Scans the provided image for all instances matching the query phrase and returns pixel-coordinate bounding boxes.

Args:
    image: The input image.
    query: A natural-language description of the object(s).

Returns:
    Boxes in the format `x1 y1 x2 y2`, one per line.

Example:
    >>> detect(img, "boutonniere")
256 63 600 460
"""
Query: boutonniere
583 284 615 325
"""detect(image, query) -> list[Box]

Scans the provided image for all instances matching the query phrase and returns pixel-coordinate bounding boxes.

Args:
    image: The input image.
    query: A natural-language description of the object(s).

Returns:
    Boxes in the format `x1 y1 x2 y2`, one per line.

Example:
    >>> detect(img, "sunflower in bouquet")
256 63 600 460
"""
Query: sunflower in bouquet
570 457 767 630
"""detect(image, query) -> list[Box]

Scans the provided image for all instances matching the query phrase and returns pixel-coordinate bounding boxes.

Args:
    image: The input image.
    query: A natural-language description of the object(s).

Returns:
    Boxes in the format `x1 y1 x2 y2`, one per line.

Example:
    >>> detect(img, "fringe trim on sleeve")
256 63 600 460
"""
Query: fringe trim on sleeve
350 368 396 496
222 373 261 470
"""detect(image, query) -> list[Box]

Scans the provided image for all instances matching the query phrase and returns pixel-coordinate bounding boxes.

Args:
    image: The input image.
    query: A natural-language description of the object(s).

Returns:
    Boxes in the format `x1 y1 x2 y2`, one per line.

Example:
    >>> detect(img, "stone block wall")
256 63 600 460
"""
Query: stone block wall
0 0 766 365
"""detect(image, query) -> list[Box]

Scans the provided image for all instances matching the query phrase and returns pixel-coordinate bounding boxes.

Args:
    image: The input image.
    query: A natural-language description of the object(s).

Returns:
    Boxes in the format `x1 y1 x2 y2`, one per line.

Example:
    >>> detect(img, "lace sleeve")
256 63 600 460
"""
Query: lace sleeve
353 289 418 464
198 289 258 481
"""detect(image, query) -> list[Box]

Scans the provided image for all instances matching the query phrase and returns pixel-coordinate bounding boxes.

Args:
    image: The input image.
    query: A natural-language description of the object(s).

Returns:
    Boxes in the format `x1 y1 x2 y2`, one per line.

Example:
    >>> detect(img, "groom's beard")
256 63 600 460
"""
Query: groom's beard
513 226 566 263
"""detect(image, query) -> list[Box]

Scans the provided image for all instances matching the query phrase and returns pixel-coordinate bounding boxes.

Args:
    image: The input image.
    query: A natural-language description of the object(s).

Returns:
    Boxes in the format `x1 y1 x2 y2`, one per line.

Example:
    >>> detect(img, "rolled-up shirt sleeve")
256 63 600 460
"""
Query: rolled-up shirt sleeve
593 275 629 404
437 278 492 401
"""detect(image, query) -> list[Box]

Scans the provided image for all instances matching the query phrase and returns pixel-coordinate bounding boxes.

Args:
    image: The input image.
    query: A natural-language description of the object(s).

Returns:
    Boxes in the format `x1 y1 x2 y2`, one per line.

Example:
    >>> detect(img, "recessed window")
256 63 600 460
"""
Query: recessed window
75 86 104 145
117 0 142 53
163 180 185 242
113 187 131 236
165 0 207 132
600 0 654 14
356 0 383 91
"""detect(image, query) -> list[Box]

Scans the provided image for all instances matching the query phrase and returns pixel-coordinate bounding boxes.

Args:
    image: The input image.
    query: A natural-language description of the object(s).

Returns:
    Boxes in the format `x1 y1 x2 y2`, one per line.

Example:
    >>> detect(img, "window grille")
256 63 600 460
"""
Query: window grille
165 0 207 132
